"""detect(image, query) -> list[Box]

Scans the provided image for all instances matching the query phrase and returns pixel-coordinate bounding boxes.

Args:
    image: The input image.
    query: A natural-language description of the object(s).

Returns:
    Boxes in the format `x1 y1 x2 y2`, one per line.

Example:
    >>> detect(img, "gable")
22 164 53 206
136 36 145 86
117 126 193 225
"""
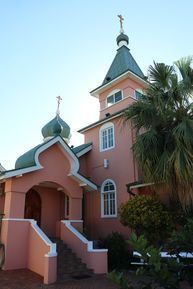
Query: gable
0 136 97 191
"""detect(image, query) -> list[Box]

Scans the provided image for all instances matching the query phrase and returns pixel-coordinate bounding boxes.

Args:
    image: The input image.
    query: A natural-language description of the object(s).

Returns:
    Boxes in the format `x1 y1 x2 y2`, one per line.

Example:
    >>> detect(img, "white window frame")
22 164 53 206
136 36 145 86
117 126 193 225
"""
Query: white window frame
101 179 117 218
106 89 123 107
99 122 115 152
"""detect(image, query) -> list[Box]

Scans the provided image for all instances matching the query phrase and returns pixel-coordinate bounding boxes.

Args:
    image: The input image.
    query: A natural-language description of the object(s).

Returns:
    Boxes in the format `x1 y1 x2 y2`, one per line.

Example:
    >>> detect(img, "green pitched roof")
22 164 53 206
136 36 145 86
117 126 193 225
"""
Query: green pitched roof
15 140 92 170
102 45 145 85
72 142 92 154
15 143 43 169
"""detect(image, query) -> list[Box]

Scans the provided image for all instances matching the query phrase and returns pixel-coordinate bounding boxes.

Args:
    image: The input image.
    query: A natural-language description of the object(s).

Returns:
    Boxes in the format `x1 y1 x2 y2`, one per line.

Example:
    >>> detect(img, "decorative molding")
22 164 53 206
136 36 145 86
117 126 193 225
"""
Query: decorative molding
0 136 97 191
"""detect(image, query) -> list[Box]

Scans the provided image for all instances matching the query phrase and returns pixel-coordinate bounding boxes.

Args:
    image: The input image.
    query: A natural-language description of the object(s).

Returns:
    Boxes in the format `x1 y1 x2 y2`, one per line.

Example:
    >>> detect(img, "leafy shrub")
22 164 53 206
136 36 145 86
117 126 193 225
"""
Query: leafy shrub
167 218 193 255
107 270 131 289
129 233 182 289
104 232 130 270
119 195 172 245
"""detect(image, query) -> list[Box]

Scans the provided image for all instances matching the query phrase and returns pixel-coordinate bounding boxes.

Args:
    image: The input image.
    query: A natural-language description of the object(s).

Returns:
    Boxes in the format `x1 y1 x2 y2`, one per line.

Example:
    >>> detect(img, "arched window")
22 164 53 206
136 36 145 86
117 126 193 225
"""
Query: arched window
99 122 115 151
101 179 117 217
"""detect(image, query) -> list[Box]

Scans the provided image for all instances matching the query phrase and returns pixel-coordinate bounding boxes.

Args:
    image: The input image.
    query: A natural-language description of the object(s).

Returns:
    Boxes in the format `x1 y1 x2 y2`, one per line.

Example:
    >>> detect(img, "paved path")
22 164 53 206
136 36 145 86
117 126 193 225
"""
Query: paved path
0 269 119 289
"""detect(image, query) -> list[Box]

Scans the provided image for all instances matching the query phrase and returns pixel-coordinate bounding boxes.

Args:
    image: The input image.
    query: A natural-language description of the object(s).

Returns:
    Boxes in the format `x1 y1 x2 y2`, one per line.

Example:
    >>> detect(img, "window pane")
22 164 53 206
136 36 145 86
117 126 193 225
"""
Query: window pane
104 183 110 191
104 193 109 215
109 183 114 191
115 91 122 102
102 130 108 149
108 127 114 147
110 192 115 215
135 91 142 100
107 95 114 106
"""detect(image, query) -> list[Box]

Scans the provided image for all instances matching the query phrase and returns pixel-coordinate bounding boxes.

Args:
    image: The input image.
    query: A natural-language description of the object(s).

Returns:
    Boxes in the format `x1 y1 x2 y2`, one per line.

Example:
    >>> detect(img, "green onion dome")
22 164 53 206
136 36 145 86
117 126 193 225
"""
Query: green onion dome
116 32 129 47
41 115 71 142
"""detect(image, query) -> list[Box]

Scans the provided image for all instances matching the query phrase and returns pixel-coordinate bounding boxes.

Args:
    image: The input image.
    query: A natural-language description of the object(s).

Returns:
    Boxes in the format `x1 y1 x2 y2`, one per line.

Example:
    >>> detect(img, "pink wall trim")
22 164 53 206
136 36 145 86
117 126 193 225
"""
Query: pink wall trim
60 220 108 274
1 219 57 284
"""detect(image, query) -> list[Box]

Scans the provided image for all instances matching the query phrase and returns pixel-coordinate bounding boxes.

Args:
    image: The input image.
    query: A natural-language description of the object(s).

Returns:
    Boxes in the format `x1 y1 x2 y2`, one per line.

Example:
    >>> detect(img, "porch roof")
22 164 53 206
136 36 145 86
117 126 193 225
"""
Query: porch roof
0 136 97 191
72 142 92 156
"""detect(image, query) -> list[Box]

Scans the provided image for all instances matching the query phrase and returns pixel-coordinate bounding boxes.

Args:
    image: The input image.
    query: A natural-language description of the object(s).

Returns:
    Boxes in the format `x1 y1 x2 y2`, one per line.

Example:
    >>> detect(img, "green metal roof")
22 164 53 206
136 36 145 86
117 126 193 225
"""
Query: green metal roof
72 142 92 154
15 139 92 170
15 143 43 169
102 45 145 85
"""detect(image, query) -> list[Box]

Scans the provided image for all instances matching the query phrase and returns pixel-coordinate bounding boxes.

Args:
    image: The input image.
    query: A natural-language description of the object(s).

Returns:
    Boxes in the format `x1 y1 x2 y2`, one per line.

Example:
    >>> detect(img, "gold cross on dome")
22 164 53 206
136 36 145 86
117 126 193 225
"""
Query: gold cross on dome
118 14 124 30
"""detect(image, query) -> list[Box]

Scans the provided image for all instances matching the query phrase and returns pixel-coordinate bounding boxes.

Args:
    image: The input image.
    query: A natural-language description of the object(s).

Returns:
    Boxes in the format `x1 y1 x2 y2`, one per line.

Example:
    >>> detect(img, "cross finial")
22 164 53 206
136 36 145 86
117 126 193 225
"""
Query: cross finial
56 96 62 115
118 14 124 33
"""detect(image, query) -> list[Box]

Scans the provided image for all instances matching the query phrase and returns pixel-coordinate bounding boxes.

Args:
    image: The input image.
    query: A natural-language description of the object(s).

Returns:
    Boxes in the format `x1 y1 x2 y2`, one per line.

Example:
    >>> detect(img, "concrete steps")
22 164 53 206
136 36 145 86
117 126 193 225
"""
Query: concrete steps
51 237 93 282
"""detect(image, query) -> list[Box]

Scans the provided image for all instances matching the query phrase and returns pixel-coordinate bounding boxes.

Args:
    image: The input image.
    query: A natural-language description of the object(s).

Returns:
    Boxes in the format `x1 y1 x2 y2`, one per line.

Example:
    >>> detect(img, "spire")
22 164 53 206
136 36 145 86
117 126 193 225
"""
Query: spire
116 14 129 47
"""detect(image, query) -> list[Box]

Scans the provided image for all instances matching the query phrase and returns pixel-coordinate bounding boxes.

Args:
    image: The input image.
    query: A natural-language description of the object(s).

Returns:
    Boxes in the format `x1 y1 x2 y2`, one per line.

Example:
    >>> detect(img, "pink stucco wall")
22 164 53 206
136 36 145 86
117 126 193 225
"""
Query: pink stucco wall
78 155 88 177
99 77 145 119
60 221 107 274
27 223 57 284
34 186 64 237
82 117 136 239
4 144 82 201
1 219 57 284
0 195 5 215
28 223 49 275
1 220 29 269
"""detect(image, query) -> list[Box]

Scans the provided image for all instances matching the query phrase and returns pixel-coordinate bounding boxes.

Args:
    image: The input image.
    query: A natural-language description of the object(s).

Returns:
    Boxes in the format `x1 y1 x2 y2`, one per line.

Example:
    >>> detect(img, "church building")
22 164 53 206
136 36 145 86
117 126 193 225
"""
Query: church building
0 17 147 284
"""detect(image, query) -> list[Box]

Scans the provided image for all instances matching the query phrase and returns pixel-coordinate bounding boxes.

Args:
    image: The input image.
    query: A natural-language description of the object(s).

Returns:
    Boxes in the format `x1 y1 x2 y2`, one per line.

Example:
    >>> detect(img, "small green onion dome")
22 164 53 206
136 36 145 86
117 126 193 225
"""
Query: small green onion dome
41 115 71 142
116 32 129 46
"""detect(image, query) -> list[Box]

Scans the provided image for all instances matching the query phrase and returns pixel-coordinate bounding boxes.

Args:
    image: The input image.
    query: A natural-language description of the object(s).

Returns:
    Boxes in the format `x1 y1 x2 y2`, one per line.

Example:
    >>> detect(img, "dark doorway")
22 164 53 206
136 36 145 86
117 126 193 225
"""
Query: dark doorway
24 189 41 226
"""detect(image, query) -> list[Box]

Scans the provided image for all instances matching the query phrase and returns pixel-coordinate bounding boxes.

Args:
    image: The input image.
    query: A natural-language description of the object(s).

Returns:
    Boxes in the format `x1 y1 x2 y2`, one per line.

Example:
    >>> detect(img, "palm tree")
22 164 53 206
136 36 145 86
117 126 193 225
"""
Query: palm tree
125 57 193 209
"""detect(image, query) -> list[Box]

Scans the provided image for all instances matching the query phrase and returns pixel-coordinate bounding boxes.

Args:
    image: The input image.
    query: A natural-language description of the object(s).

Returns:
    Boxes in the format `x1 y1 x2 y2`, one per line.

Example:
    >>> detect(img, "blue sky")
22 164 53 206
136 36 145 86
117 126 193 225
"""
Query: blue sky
0 0 193 169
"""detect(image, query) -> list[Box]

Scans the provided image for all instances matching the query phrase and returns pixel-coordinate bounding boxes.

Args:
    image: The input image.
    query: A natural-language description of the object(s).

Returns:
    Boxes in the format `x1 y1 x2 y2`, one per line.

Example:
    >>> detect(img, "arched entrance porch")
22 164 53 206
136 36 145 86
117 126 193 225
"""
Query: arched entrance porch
24 189 41 226
24 182 72 237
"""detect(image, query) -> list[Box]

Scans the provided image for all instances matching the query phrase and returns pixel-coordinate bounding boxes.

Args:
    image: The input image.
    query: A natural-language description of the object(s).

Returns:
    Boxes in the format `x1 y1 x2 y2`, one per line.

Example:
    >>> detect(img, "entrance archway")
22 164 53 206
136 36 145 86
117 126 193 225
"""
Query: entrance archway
24 189 41 226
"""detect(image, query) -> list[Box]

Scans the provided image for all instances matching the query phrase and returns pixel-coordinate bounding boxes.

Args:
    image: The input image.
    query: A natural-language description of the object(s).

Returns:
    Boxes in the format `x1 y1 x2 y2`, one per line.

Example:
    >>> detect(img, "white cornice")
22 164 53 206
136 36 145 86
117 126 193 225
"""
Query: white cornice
91 70 148 98
79 111 124 133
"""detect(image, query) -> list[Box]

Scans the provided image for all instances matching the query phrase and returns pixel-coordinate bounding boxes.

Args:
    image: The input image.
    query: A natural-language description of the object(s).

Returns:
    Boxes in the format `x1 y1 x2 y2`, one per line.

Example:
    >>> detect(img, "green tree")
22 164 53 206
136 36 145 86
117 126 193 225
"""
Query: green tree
119 195 172 245
124 57 193 209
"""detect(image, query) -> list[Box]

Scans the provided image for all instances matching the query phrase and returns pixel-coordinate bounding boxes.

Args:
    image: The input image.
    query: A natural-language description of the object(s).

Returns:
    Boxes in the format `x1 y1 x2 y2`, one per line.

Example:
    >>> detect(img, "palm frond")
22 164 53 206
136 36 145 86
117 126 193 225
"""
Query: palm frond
124 56 193 209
